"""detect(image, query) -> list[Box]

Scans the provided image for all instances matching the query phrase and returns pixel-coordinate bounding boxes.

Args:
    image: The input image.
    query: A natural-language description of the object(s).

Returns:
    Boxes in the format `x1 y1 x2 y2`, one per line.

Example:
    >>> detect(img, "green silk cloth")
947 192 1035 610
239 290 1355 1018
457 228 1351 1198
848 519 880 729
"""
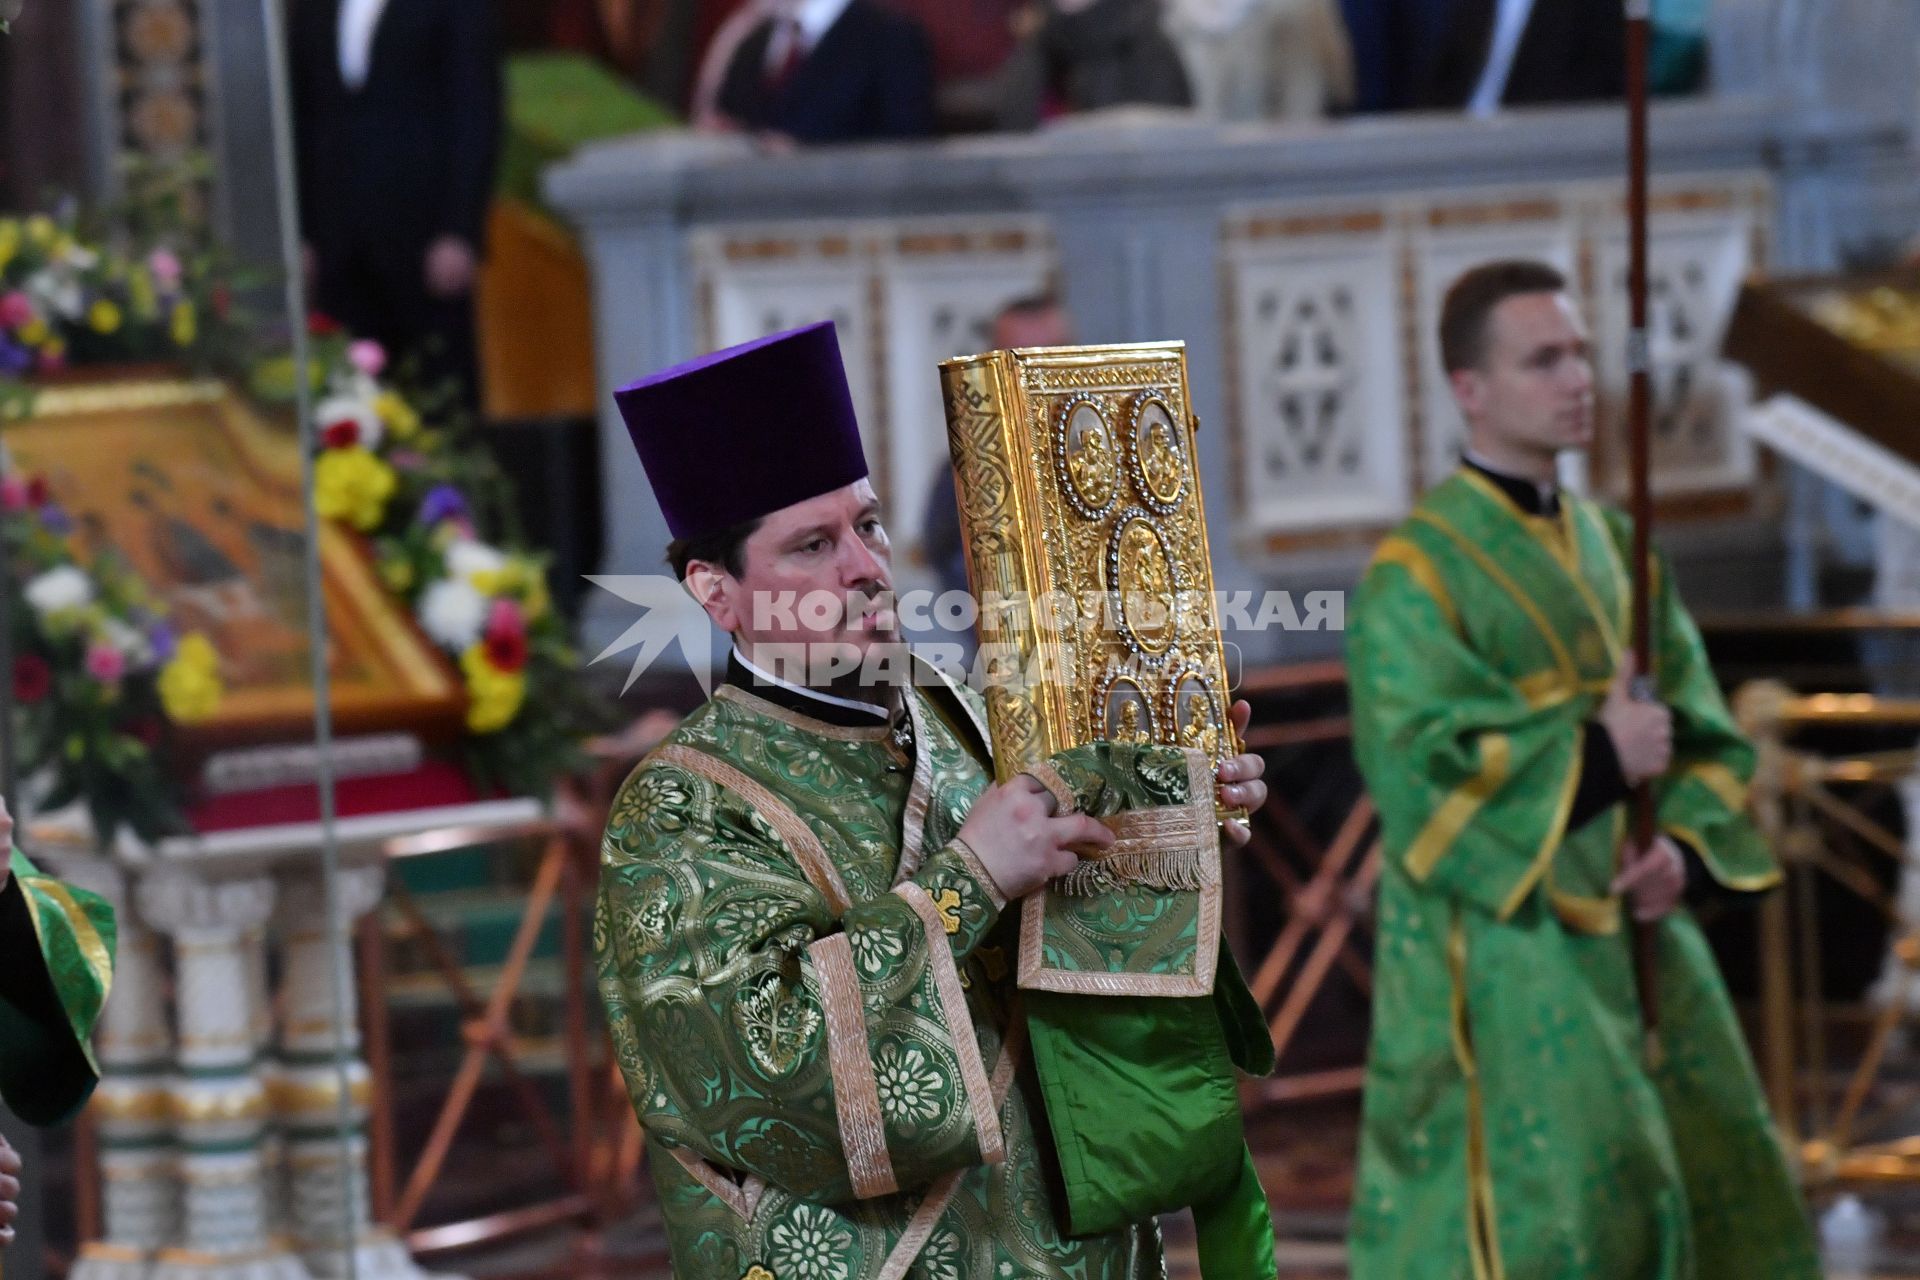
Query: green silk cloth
1344 469 1820 1279
1 849 116 1125
594 662 1273 1279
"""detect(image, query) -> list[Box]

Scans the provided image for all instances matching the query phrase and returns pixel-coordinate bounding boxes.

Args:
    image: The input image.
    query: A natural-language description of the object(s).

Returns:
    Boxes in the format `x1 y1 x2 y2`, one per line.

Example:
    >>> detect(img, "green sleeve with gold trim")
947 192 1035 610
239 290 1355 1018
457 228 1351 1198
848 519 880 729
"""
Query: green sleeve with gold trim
1 849 116 1125
595 757 1008 1205
1644 546 1779 891
1347 544 1588 919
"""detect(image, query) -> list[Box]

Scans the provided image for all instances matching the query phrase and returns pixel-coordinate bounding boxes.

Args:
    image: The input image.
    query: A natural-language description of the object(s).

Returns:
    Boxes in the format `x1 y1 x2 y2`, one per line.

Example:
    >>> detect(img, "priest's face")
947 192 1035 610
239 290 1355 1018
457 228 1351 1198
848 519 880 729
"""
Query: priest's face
693 479 901 689
1453 291 1596 471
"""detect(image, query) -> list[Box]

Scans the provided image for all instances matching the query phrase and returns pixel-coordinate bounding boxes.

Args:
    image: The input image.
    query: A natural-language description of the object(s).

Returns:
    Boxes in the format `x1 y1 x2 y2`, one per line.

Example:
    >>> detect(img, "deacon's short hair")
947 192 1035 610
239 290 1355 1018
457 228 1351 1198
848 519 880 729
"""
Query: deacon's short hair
667 515 761 582
1438 260 1570 374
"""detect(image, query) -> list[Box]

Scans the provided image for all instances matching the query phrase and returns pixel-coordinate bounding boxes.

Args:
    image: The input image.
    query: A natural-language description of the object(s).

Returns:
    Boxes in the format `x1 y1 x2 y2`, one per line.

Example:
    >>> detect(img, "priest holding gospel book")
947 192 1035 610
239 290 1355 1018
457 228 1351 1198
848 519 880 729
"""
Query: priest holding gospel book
594 322 1279 1278
1343 261 1820 1278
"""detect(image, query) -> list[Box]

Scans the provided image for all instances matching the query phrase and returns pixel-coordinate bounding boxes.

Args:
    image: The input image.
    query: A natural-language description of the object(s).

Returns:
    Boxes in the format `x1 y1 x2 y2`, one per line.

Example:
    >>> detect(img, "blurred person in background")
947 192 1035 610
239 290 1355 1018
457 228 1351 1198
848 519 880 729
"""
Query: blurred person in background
703 0 936 144
292 0 505 402
995 0 1193 130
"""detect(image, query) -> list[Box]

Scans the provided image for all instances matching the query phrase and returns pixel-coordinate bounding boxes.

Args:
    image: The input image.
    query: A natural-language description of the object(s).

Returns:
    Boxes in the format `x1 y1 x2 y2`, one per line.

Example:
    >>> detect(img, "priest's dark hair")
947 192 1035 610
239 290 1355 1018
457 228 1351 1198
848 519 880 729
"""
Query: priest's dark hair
1439 260 1570 374
667 517 762 582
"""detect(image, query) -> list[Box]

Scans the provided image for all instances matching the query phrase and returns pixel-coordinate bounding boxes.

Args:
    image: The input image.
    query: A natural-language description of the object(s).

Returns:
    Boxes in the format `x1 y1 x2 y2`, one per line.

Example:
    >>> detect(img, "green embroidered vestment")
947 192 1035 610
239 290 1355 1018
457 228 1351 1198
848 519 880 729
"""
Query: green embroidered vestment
1 849 116 1125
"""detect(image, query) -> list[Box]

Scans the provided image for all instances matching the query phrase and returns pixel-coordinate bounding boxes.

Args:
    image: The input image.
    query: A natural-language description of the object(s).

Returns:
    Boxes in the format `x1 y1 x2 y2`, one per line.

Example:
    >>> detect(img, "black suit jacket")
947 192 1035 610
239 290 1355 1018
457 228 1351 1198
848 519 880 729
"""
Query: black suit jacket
715 1 935 144
291 0 504 267
1420 0 1626 110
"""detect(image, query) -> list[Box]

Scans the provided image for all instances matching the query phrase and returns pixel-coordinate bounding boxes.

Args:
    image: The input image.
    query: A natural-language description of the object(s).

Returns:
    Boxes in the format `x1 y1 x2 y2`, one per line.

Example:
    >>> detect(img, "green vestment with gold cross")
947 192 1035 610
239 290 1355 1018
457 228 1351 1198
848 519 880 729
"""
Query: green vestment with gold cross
1 849 116 1125
595 656 1273 1280
1344 468 1820 1280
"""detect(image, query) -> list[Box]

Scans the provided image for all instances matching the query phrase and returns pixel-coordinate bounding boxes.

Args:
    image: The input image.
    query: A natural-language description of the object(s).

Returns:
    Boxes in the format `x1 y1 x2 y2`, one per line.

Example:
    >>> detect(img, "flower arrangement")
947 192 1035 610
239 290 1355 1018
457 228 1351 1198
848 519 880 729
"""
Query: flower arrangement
4 458 225 844
267 323 592 798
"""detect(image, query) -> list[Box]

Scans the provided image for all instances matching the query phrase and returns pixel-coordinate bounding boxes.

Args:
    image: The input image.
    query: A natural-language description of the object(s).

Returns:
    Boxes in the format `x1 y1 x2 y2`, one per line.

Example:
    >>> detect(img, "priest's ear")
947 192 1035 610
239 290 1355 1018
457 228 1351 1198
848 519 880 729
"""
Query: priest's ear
1449 365 1491 425
684 560 743 632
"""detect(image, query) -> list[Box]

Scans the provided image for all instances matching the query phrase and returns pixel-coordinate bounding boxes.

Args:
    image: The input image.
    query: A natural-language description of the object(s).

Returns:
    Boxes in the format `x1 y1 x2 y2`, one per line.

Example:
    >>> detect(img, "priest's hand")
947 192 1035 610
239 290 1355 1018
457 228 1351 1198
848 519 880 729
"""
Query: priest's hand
957 777 1114 901
1612 836 1687 922
1599 659 1672 785
1217 699 1266 849
0 1131 20 1248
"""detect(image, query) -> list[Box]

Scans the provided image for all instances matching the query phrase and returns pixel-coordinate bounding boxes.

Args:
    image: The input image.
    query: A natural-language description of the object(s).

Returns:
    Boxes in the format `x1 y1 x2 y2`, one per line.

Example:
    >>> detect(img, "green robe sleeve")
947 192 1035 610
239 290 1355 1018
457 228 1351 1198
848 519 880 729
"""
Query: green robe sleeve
595 756 1009 1205
0 849 116 1125
1643 543 1780 891
1347 541 1588 920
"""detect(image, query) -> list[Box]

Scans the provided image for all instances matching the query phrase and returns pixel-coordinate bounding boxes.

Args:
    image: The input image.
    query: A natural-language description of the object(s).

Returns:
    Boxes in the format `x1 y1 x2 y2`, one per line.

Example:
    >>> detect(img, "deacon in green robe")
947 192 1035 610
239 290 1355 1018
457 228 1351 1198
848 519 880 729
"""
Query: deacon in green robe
1 846 116 1127
1345 260 1819 1279
598 323 1278 1279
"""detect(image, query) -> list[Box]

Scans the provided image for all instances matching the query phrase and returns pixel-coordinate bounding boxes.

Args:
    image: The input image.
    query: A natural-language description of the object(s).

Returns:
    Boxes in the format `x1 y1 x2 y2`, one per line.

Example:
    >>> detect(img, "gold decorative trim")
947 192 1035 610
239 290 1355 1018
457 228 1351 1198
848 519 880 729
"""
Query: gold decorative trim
893 882 1003 1165
895 693 938 882
944 837 1007 910
24 876 114 1001
1405 734 1512 881
875 1012 1026 1280
714 684 892 742
1449 914 1506 1280
1416 496 1576 680
28 378 226 417
806 933 898 1198
1665 822 1782 892
1496 741 1585 921
652 745 852 915
1549 888 1621 937
665 1143 766 1223
1685 762 1750 813
1371 536 1459 632
1020 762 1078 816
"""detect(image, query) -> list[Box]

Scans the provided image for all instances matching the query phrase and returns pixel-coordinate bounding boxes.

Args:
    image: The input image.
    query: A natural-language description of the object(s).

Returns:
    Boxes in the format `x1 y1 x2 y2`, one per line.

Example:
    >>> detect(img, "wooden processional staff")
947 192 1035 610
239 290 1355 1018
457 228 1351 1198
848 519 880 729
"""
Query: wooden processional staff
1625 0 1661 1056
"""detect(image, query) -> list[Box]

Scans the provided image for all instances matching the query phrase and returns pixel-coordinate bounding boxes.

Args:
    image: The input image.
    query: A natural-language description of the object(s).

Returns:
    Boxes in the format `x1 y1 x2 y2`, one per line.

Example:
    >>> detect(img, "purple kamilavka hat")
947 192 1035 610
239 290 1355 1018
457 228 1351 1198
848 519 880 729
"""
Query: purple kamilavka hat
615 321 870 541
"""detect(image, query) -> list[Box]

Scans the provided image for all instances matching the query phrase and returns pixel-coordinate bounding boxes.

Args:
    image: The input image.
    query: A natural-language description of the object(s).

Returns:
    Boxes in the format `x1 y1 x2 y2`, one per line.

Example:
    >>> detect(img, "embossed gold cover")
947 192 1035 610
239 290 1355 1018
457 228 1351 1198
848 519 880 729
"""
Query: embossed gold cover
938 341 1243 787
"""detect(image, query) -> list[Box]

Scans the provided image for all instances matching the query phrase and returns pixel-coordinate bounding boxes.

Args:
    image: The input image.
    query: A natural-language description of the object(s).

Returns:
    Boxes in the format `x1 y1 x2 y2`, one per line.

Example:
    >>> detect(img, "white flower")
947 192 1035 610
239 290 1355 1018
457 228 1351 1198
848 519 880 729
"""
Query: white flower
445 539 506 587
99 617 153 668
768 1205 854 1280
24 565 95 616
417 578 487 651
317 392 383 451
27 268 83 321
873 1042 944 1125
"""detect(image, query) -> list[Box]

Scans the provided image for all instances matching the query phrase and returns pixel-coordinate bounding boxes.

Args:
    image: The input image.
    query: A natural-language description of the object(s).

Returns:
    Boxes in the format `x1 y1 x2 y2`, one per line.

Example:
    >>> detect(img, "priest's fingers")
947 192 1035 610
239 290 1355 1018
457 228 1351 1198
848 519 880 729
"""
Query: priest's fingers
1053 813 1114 852
1006 772 1059 817
1610 841 1681 895
1219 779 1267 812
1229 699 1252 740
0 1138 16 1175
1223 819 1252 848
1216 752 1265 784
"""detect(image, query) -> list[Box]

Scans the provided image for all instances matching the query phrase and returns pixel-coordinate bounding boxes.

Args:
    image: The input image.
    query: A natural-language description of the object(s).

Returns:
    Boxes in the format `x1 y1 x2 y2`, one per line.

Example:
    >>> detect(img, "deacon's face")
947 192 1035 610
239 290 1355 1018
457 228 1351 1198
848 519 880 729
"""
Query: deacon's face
1452 291 1596 460
694 479 898 678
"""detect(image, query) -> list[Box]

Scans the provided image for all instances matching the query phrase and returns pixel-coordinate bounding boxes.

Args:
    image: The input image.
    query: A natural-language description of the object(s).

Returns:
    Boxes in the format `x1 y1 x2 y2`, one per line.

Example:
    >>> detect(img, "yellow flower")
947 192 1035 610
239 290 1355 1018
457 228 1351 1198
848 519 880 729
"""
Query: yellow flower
40 337 65 361
88 300 122 334
159 638 224 722
24 215 56 248
51 233 77 261
374 390 420 440
170 300 196 346
16 316 47 346
314 447 398 532
379 556 415 594
460 644 527 734
129 269 158 320
473 559 549 621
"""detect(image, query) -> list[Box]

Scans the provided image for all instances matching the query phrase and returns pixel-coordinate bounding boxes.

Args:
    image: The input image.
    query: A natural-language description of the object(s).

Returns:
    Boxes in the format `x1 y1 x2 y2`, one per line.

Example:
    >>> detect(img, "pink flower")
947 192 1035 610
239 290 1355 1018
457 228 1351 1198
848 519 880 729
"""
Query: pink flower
0 476 28 513
348 339 387 377
36 347 65 373
147 249 183 289
0 292 32 328
85 642 126 683
486 597 526 640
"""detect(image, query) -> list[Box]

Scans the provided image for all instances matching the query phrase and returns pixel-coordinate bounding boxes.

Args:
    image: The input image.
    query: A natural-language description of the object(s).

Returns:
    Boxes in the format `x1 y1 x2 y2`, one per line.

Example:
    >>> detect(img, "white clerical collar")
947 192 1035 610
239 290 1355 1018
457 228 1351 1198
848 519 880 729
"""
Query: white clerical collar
338 0 392 90
731 645 890 720
786 0 855 46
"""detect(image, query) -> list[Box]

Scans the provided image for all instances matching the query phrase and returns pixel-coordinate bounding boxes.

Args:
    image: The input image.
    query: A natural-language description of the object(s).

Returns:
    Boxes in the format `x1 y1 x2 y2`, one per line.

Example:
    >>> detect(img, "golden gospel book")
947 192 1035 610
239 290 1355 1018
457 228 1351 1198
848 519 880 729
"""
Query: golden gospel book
939 341 1240 995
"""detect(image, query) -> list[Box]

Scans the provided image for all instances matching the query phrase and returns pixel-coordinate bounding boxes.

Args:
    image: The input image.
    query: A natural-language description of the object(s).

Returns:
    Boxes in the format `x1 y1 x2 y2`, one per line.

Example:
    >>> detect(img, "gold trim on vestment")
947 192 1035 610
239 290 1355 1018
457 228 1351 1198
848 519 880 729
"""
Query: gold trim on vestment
1496 737 1585 921
1665 822 1783 892
945 837 1008 910
1449 914 1506 1280
27 878 114 1001
714 683 893 742
1412 508 1577 683
1021 762 1080 817
651 744 853 915
805 932 898 1199
1371 535 1460 632
1405 734 1513 882
896 692 939 881
664 1143 766 1223
1549 888 1622 936
1684 761 1750 812
893 881 1004 1165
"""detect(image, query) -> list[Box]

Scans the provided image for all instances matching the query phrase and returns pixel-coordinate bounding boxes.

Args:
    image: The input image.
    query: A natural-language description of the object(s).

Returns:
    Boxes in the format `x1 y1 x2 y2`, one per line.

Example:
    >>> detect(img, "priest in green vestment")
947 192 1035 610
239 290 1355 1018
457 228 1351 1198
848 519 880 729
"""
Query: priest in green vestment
0 796 118 1249
594 322 1278 1278
1345 260 1819 1279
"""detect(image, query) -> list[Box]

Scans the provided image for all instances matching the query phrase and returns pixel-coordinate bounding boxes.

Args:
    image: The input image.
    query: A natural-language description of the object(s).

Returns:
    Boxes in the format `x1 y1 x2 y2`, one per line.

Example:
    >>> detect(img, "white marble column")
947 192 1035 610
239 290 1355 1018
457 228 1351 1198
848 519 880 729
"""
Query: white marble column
54 857 178 1280
137 871 309 1280
272 868 438 1280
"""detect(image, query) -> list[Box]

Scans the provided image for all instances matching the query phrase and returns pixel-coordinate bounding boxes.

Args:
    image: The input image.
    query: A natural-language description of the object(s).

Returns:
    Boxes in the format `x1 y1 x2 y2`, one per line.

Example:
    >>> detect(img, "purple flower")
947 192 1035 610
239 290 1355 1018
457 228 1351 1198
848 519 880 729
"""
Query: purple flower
39 504 72 534
148 621 178 663
417 484 469 528
0 338 31 375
